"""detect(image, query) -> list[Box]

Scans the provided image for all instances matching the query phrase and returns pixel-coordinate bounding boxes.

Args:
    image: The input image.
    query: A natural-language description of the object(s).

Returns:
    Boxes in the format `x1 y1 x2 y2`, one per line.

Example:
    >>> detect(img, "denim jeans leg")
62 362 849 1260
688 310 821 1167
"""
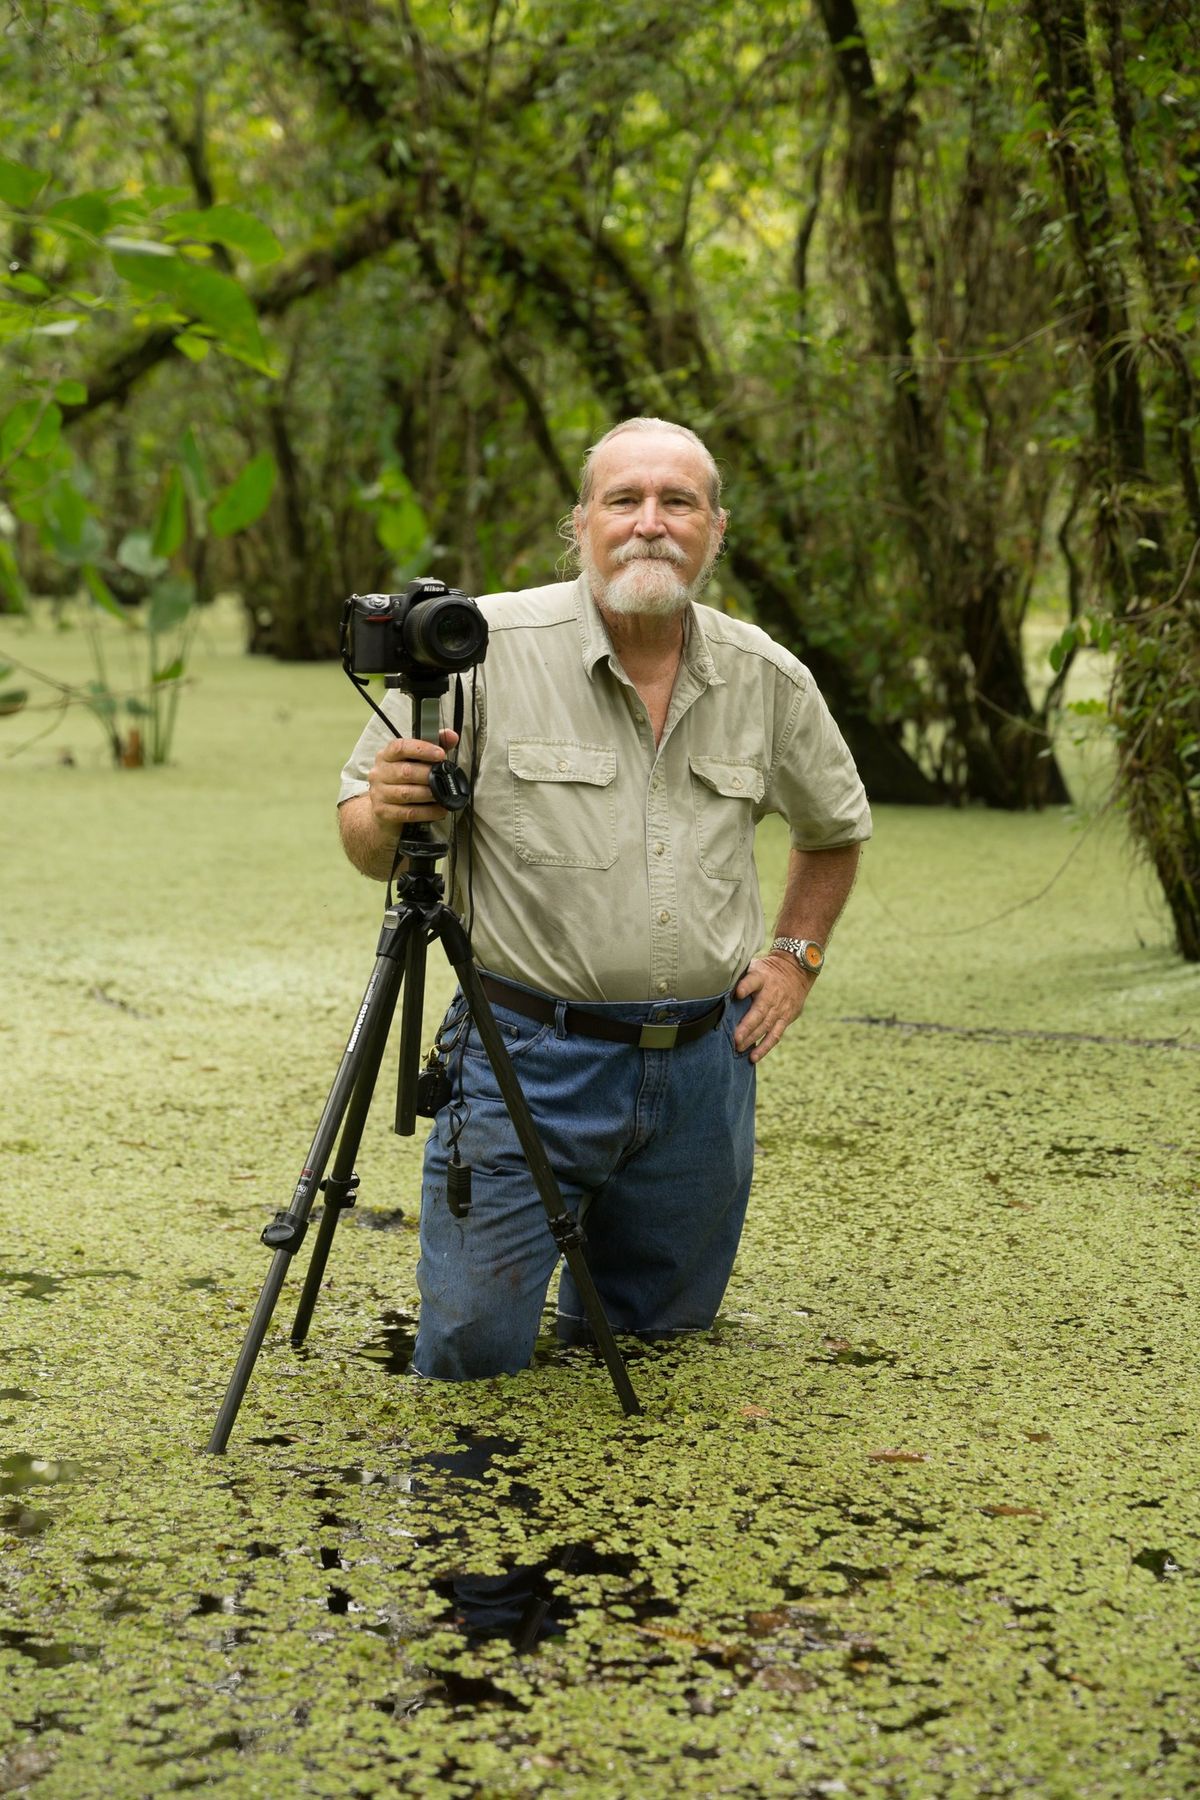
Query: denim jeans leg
413 999 601 1380
556 992 756 1339
413 988 756 1379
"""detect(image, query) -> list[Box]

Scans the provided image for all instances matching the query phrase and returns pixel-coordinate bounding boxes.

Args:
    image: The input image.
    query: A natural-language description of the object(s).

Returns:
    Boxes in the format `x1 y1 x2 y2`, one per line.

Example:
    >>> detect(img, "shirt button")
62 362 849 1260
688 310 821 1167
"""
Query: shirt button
656 979 669 995
731 776 743 789
658 909 670 924
557 759 568 773
653 842 665 857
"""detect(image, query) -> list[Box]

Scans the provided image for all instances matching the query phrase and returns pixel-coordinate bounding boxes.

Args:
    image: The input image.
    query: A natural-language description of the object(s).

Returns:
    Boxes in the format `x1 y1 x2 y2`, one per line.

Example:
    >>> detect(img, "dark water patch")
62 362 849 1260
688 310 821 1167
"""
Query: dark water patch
745 1606 833 1651
101 1593 146 1619
191 1592 258 1617
0 1267 142 1301
1 1270 64 1301
813 1337 899 1368
137 1728 256 1772
843 1640 893 1674
917 1567 984 1585
320 1545 348 1570
247 1433 299 1446
1 1453 84 1494
246 1540 282 1559
351 1206 409 1231
326 1585 353 1613
1132 1546 1181 1579
0 1386 34 1400
882 1508 937 1536
182 1275 218 1290
355 1309 417 1375
822 1560 892 1593
878 1704 952 1733
0 1627 97 1668
426 1668 533 1712
838 1014 1200 1052
3 1502 53 1535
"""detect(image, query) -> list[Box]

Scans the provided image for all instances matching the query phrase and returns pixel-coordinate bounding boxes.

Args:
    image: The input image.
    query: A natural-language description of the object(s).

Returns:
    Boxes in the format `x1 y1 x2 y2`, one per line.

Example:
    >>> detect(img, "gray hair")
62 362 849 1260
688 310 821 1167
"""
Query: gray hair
576 417 723 512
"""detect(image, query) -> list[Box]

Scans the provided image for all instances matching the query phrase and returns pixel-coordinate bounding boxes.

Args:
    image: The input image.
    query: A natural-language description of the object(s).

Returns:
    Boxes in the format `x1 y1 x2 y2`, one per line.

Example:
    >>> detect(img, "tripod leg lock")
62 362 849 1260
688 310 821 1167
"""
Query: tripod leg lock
261 1212 308 1253
547 1214 586 1254
320 1171 360 1211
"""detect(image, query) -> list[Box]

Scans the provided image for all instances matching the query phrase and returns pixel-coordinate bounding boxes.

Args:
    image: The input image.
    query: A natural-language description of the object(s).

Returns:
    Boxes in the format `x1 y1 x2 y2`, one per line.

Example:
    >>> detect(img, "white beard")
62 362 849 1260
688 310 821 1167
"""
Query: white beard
584 538 719 617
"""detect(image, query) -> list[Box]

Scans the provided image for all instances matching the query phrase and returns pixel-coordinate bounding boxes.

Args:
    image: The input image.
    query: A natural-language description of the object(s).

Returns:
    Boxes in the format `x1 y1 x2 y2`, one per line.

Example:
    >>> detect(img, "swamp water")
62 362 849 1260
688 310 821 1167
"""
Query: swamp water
1 604 1198 1797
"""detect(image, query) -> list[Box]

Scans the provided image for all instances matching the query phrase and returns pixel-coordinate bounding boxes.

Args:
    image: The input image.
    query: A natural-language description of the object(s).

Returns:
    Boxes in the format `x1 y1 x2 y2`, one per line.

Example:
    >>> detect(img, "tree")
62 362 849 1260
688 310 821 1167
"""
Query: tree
1026 0 1200 958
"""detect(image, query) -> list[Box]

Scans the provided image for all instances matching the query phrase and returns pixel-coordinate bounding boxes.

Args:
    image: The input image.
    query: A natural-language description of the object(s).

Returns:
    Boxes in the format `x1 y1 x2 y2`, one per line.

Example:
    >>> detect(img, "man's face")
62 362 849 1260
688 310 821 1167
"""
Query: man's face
574 429 726 618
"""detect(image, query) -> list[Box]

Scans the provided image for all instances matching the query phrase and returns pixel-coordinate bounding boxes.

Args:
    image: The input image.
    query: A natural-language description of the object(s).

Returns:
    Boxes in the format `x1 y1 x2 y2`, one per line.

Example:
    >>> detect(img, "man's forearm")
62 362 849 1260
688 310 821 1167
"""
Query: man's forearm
338 794 403 881
773 842 862 946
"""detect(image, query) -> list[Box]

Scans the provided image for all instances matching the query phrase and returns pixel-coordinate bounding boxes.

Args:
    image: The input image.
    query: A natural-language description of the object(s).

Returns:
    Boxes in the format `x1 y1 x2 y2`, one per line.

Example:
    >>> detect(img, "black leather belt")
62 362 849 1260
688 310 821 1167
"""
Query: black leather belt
479 975 725 1051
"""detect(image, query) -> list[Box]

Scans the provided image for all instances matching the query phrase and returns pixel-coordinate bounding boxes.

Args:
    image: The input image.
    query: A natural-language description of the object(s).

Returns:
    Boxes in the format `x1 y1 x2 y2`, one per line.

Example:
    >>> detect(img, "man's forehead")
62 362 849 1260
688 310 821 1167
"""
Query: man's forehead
590 431 709 496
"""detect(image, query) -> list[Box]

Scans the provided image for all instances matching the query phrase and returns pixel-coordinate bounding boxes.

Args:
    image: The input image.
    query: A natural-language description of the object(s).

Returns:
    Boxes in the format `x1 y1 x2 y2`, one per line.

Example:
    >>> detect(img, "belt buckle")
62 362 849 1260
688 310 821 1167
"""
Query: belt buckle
638 1021 679 1050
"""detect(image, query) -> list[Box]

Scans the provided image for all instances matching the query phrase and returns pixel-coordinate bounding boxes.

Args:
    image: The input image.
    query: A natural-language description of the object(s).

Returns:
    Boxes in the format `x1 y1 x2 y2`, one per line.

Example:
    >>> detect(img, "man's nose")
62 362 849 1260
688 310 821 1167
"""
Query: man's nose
633 498 665 535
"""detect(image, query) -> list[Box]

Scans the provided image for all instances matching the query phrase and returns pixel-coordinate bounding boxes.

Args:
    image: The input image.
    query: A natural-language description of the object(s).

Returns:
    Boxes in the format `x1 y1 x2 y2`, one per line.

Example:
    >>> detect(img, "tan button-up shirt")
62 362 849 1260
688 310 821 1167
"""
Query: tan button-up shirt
338 578 871 1002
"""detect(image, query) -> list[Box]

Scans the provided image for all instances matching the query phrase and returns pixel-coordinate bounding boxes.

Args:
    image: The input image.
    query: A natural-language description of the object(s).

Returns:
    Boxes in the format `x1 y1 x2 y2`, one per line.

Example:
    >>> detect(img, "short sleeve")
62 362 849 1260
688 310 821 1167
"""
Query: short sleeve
764 673 873 850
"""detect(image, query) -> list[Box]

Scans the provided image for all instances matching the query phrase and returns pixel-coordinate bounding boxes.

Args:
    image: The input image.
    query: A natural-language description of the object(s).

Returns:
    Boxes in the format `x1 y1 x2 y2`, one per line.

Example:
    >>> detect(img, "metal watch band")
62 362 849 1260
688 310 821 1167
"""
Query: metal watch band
772 936 825 974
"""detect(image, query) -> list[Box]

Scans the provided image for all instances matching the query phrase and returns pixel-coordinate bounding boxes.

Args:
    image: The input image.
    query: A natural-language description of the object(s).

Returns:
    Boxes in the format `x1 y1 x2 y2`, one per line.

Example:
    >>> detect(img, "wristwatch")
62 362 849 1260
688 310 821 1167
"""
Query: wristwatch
772 936 825 976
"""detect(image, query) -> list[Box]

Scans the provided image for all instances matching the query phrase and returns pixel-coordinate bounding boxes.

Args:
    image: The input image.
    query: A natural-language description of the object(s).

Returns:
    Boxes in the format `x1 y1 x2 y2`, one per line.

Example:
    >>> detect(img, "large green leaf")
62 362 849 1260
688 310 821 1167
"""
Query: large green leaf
45 192 113 237
178 427 210 503
147 577 194 635
116 531 168 580
0 156 47 209
164 204 283 266
209 452 277 537
0 543 29 611
45 477 103 566
83 565 133 625
151 468 187 560
107 238 270 368
0 401 62 463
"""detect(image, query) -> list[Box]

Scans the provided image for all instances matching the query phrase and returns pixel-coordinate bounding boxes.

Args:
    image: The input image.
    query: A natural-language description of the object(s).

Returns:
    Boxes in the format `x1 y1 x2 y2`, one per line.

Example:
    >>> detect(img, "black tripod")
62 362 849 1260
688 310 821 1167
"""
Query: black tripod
207 747 641 1453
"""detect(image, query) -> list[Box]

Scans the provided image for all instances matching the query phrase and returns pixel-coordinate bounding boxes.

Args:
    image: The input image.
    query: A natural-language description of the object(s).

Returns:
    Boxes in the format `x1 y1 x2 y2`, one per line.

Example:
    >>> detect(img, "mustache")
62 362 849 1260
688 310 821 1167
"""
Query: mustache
612 539 688 568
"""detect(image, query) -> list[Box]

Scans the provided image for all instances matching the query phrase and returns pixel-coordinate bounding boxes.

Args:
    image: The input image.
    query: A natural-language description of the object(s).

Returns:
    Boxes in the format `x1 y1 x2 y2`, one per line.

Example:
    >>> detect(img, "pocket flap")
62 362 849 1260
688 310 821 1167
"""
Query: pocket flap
509 740 617 787
689 755 764 804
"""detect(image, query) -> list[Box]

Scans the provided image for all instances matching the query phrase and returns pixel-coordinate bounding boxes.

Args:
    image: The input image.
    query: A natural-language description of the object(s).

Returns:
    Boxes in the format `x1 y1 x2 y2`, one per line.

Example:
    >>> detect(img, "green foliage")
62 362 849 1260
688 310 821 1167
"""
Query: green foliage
209 451 276 537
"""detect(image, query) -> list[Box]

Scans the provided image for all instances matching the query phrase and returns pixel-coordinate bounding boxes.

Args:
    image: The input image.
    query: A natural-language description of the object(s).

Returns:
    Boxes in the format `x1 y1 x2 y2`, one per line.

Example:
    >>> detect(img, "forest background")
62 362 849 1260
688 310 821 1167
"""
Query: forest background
1 0 1198 961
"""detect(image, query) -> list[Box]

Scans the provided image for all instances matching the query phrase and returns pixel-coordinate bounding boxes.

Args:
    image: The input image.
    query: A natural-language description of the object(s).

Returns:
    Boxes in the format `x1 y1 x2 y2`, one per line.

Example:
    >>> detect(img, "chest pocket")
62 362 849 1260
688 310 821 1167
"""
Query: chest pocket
509 739 618 869
689 755 765 880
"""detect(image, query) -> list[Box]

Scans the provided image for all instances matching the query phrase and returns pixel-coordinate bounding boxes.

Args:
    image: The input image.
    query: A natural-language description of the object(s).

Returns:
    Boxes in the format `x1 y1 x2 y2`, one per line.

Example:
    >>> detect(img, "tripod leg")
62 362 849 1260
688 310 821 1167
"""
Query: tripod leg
206 917 415 1453
435 916 641 1418
290 981 398 1347
395 918 428 1135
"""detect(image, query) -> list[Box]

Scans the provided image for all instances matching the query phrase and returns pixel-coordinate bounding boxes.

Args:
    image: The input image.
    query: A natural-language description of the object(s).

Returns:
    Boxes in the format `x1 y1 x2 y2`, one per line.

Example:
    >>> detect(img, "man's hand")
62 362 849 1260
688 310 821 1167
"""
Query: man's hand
733 951 814 1064
367 729 460 831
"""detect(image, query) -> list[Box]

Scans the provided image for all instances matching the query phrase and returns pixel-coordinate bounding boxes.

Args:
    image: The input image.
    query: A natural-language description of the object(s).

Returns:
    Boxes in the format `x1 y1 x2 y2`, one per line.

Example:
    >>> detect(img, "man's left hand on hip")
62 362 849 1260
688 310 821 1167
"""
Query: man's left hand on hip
733 953 814 1064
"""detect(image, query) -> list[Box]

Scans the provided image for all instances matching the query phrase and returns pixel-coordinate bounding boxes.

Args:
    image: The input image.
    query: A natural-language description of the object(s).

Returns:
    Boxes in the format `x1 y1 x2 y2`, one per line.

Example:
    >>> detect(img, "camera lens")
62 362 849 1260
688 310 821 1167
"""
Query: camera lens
403 595 488 672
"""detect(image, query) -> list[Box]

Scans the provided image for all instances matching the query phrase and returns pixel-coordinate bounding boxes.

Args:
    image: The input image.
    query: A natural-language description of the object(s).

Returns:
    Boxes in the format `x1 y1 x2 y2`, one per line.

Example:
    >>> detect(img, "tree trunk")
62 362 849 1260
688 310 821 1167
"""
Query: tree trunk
1029 0 1200 959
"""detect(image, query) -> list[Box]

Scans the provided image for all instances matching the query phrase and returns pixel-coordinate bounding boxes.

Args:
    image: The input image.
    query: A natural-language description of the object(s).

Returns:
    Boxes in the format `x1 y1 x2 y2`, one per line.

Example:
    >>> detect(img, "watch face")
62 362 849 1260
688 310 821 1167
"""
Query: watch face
801 942 824 972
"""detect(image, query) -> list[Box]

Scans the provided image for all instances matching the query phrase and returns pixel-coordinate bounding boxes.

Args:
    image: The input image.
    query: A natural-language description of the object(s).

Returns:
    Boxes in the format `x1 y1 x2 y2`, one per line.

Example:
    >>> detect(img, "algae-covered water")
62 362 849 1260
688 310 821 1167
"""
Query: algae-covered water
1 603 1198 1798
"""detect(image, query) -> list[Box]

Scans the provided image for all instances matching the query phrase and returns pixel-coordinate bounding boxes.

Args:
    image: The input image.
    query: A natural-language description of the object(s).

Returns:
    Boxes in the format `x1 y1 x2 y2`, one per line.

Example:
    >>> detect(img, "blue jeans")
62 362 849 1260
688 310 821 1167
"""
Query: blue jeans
413 978 756 1380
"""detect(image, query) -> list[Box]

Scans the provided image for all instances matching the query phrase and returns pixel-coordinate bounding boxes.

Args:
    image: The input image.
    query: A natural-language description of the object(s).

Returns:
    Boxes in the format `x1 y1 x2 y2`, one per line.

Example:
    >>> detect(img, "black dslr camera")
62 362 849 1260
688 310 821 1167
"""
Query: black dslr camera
342 579 488 689
341 578 487 817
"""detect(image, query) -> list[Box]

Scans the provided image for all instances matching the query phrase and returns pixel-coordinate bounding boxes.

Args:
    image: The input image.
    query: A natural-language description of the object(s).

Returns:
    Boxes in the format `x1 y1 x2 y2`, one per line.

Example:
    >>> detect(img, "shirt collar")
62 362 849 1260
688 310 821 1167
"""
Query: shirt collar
574 575 725 689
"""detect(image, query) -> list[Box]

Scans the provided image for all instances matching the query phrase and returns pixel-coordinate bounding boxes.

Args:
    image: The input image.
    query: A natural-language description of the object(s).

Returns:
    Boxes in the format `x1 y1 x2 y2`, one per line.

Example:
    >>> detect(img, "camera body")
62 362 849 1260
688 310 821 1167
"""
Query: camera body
343 580 488 687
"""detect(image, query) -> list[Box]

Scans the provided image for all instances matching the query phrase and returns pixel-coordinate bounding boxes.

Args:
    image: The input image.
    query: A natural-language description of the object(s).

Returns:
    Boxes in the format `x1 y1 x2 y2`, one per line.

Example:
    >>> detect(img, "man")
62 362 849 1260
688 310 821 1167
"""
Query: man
338 418 870 1382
